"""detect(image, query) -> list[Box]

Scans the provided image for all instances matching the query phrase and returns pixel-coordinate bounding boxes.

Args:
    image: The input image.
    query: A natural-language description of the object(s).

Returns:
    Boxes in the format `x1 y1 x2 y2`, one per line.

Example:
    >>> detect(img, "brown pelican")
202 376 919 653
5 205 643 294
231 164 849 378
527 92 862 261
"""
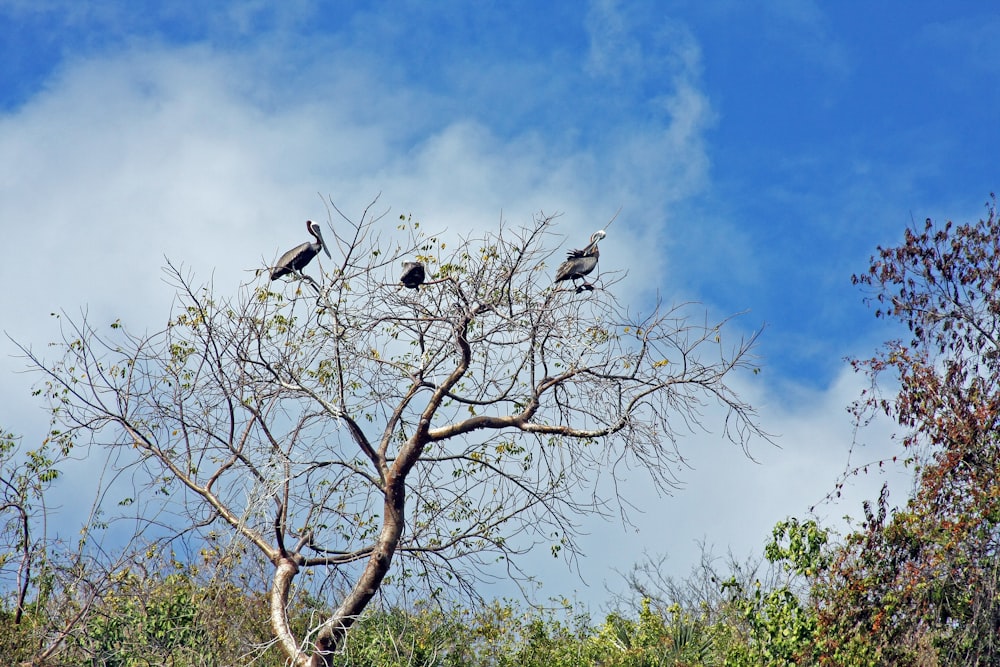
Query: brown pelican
555 230 606 292
270 220 332 280
400 261 426 289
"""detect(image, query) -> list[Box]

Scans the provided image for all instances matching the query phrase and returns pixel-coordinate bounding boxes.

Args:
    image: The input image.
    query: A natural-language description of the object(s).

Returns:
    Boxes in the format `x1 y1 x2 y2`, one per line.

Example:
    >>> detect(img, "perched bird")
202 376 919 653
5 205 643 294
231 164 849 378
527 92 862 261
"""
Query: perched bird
270 220 332 280
554 230 606 292
400 261 426 289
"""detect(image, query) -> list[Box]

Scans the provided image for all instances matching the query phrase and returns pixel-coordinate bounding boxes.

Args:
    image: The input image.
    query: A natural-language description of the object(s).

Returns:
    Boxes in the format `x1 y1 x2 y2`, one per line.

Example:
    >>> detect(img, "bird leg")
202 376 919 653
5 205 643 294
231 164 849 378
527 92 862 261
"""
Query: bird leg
294 272 322 295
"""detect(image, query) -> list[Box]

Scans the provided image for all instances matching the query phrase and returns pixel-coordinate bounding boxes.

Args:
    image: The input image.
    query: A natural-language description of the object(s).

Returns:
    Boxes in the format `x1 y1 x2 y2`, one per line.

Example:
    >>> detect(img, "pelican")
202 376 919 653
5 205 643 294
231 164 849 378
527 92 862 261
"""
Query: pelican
400 261 426 289
270 220 332 280
555 230 606 292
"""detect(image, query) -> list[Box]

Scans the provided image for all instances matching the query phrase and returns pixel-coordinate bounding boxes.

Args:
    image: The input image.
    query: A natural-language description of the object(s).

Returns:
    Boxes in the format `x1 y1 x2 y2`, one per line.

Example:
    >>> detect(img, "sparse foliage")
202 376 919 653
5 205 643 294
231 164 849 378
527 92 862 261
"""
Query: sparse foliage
0 429 121 665
19 201 764 665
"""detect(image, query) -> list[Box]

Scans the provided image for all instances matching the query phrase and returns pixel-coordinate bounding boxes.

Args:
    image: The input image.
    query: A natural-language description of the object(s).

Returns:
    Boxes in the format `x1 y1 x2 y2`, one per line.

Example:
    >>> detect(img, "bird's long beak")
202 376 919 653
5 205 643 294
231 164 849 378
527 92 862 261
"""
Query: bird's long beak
315 227 333 258
585 233 604 253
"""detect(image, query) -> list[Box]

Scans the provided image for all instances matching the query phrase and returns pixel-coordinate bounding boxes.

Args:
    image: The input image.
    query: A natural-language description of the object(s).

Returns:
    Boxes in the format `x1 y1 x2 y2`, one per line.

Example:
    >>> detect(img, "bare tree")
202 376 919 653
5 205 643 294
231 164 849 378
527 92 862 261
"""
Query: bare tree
22 202 765 666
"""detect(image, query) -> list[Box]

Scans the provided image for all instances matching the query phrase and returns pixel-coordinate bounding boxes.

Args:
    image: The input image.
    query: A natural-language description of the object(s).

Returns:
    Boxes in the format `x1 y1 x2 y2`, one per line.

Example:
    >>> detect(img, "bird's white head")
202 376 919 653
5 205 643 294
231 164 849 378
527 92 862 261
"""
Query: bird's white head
592 229 607 242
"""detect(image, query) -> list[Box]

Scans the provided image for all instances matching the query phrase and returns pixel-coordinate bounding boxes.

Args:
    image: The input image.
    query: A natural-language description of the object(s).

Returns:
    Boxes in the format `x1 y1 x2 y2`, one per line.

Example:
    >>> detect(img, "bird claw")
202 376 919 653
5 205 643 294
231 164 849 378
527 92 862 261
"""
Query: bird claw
575 283 595 293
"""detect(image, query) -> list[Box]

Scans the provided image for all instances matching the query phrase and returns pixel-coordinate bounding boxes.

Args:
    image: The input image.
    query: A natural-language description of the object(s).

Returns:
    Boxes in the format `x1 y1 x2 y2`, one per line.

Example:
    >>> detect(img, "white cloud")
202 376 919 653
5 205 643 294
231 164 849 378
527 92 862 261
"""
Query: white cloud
0 27 707 525
0 13 905 611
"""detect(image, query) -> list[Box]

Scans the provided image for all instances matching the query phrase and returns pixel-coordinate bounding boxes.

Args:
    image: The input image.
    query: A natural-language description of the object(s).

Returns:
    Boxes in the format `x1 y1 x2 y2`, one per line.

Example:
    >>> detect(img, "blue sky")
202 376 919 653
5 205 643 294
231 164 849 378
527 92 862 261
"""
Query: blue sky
2 1 998 606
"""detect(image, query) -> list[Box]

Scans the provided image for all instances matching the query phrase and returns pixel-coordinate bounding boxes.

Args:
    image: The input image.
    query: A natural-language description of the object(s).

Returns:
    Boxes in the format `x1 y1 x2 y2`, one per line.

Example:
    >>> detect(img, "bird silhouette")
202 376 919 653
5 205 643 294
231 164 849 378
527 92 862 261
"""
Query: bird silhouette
270 220 332 280
400 261 426 289
555 230 606 292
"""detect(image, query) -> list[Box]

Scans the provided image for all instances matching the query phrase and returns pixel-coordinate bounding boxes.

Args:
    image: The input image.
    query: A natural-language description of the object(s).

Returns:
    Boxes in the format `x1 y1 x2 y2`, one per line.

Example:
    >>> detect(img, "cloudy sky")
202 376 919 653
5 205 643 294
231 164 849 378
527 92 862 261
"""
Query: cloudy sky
2 1 998 606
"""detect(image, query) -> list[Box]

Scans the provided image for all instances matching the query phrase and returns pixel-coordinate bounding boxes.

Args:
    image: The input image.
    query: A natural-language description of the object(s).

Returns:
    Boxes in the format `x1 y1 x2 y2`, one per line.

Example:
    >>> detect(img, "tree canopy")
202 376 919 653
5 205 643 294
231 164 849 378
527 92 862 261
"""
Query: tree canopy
17 202 764 665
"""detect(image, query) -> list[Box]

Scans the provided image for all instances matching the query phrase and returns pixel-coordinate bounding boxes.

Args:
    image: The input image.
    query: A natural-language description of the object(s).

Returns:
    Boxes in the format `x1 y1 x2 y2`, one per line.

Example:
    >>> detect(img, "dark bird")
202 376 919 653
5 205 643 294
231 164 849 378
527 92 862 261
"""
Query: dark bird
554 230 606 292
400 261 426 289
270 220 332 281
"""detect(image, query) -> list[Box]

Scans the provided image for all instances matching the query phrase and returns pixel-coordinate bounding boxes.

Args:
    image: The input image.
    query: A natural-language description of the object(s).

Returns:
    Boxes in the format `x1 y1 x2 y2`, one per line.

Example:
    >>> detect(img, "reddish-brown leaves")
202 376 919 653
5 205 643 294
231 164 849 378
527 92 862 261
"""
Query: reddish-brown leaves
818 196 1000 664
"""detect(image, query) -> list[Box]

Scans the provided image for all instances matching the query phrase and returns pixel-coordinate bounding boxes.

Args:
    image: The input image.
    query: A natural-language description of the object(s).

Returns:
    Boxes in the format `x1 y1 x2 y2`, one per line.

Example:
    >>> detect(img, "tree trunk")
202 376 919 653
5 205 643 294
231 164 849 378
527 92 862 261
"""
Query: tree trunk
271 556 307 665
270 471 407 667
